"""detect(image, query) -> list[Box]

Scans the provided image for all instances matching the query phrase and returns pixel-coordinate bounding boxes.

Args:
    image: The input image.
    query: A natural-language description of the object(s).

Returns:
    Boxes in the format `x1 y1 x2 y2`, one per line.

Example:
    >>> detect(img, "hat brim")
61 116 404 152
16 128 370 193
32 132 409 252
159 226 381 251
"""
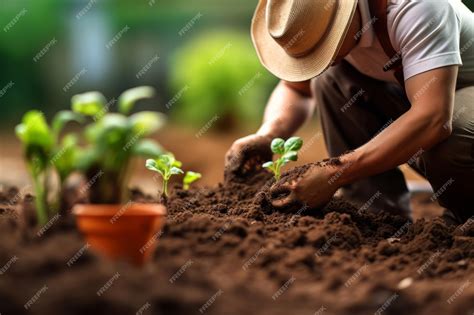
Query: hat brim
251 0 358 82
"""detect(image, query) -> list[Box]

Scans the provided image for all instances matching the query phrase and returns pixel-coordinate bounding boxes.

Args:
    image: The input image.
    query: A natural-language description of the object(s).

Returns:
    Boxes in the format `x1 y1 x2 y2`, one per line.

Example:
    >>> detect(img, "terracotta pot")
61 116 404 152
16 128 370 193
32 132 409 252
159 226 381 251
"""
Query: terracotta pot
73 203 166 266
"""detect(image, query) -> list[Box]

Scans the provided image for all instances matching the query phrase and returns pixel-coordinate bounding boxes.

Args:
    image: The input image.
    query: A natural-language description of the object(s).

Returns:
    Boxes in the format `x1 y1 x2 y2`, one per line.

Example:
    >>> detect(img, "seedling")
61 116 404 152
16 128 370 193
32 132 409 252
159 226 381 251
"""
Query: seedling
146 154 183 197
15 110 83 224
262 137 303 181
183 171 202 190
71 86 165 204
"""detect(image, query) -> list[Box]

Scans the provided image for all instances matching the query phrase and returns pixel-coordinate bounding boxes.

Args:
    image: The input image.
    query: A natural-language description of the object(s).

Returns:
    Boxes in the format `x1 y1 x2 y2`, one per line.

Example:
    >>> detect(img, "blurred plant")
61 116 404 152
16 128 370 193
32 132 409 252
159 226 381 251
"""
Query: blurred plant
170 30 277 131
71 86 165 204
16 86 165 225
146 154 183 197
182 171 201 190
15 110 83 224
262 137 303 181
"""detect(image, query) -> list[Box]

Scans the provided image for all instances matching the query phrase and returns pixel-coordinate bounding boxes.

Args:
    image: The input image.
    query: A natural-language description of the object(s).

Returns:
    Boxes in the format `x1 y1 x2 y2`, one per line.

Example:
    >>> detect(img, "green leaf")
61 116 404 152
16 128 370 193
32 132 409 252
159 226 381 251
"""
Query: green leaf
183 171 201 189
284 137 303 152
270 138 285 154
71 91 106 116
131 139 165 158
155 155 172 173
170 166 184 175
52 110 84 136
128 111 166 136
282 151 298 162
183 171 201 185
15 110 54 150
172 159 182 168
262 161 274 168
118 86 156 114
99 113 129 145
145 159 161 173
52 133 79 181
75 147 98 172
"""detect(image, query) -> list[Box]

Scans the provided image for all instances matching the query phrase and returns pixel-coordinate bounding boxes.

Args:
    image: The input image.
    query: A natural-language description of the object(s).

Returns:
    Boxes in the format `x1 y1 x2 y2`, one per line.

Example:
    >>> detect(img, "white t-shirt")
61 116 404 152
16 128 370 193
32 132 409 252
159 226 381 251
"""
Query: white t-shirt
345 0 474 88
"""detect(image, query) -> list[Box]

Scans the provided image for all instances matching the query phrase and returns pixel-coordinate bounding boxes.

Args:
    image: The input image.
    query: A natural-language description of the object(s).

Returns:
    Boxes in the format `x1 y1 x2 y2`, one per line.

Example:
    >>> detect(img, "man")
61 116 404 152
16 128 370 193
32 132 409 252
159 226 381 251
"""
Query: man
224 0 474 223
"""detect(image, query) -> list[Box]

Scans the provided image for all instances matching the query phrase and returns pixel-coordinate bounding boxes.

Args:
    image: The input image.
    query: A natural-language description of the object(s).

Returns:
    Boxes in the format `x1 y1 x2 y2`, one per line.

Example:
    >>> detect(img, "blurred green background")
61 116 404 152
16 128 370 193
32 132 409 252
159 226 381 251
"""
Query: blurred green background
1 0 473 131
0 0 277 131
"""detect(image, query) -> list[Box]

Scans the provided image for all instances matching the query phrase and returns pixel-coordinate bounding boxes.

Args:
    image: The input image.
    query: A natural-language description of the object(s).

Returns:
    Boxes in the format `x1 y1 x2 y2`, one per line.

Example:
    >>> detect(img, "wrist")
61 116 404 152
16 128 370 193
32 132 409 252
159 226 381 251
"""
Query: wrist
329 150 362 187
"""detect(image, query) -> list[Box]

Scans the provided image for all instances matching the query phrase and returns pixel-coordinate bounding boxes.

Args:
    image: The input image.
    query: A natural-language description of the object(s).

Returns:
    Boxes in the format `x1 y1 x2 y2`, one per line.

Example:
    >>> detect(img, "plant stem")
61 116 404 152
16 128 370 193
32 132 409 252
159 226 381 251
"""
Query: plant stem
162 179 169 197
274 159 282 181
33 176 48 225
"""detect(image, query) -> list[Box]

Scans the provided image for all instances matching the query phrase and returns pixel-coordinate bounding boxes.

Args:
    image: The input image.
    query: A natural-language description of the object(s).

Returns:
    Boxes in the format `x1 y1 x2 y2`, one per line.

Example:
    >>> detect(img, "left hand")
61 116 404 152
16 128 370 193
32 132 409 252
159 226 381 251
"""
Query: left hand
267 162 342 212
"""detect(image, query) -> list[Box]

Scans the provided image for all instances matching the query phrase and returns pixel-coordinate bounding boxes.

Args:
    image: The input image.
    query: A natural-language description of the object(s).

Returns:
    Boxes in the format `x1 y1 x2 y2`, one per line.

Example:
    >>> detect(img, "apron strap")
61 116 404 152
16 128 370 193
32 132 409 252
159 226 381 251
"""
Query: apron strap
368 0 405 86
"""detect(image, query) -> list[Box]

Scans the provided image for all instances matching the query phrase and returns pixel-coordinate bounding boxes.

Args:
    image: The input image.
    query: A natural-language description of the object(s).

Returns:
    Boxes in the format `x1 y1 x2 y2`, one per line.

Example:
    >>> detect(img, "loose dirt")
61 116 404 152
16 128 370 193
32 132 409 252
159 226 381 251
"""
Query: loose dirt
0 171 473 315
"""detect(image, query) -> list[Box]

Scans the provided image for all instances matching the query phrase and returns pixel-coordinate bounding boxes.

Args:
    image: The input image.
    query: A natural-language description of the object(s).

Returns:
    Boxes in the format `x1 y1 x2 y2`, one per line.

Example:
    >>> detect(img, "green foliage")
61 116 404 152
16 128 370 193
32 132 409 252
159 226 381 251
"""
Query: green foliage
183 171 201 190
170 30 277 130
15 110 82 225
119 86 155 115
71 87 166 203
146 154 183 197
16 86 166 225
263 137 303 181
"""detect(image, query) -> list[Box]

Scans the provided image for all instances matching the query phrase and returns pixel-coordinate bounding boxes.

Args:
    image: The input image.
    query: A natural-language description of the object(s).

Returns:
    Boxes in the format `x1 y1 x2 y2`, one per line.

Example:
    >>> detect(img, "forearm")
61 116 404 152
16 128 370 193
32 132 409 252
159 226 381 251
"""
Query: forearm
336 66 457 186
257 81 314 139
338 107 451 186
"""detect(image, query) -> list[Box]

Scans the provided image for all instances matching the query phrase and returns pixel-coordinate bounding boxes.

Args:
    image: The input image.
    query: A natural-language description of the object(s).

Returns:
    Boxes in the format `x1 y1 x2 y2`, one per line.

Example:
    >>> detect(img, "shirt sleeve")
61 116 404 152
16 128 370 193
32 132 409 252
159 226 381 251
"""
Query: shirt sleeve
388 1 462 81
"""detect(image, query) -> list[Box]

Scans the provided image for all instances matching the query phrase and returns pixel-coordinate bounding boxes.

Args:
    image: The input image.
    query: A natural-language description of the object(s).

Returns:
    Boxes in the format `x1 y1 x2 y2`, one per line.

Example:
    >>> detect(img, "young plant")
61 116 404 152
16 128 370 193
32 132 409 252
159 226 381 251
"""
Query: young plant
16 86 166 226
15 110 83 224
262 137 303 181
146 154 183 197
71 86 166 204
183 171 201 190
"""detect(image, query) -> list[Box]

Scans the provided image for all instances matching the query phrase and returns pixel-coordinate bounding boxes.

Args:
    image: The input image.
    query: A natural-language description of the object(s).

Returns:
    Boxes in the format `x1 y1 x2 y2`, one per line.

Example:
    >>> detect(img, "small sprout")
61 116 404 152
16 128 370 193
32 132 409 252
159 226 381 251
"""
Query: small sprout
71 91 107 117
262 136 303 181
183 171 201 190
119 86 155 115
146 154 184 197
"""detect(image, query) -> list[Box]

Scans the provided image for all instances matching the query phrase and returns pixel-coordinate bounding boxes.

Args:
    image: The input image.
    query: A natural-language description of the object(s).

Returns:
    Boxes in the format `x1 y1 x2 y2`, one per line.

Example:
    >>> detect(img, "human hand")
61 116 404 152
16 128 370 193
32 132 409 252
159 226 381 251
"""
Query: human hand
266 162 342 212
224 134 273 182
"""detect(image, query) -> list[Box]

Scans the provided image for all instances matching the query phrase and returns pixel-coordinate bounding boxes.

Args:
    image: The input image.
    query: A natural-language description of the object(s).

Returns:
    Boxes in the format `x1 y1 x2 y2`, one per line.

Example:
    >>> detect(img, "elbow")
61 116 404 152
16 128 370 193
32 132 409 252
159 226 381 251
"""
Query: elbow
430 113 453 143
437 120 453 140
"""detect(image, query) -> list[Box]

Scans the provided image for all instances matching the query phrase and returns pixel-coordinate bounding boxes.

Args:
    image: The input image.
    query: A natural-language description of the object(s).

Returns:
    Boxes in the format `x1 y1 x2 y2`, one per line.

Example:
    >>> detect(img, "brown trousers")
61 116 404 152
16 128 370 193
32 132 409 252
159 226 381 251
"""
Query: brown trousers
312 61 474 223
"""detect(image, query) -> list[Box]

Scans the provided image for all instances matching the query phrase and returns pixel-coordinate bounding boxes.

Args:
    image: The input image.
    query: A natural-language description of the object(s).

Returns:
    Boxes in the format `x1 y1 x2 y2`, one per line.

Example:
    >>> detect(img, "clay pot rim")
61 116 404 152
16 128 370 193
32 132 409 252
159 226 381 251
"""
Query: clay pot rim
73 203 167 217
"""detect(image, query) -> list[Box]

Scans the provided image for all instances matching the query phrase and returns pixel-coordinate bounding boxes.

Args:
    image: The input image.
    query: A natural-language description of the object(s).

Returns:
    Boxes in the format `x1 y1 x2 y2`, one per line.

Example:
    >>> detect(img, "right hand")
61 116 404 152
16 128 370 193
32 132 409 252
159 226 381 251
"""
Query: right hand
224 134 273 182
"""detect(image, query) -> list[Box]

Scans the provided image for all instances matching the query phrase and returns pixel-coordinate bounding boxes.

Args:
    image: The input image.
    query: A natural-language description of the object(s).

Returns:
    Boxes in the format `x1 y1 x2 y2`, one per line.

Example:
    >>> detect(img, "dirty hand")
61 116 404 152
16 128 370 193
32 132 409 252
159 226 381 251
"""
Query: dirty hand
224 134 273 182
268 163 341 211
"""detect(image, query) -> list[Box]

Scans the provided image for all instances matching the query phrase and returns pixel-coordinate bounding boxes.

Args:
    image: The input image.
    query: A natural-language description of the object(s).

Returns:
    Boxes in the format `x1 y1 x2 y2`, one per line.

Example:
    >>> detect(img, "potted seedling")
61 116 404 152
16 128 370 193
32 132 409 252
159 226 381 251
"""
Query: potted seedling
16 109 84 225
70 86 169 265
262 137 303 180
145 154 201 199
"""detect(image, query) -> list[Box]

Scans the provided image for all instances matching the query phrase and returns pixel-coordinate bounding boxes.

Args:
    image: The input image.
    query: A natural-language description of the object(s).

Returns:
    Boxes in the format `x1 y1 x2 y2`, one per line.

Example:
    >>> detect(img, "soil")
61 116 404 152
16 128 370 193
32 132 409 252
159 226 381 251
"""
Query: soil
0 171 473 315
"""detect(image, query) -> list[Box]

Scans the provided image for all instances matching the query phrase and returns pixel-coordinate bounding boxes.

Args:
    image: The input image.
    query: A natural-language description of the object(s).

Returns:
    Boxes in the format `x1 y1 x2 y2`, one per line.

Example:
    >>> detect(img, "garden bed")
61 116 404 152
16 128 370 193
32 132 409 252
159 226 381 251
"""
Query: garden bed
0 172 473 315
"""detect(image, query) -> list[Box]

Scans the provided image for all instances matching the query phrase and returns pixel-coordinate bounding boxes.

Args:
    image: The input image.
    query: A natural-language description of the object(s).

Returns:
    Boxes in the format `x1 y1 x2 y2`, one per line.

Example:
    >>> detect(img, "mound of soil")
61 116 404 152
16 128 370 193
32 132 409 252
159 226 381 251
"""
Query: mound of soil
0 172 473 315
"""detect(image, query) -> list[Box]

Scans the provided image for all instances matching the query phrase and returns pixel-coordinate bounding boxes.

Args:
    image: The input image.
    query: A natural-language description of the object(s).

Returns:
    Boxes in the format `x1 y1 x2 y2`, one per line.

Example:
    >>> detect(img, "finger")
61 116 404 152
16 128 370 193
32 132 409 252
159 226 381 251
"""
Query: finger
225 145 249 171
271 192 296 209
269 182 292 198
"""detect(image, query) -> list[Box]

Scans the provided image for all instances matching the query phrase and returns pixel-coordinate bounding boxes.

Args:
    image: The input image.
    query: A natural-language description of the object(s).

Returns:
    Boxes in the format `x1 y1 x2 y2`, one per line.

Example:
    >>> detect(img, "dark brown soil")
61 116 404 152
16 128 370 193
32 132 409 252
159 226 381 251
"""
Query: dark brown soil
0 172 473 315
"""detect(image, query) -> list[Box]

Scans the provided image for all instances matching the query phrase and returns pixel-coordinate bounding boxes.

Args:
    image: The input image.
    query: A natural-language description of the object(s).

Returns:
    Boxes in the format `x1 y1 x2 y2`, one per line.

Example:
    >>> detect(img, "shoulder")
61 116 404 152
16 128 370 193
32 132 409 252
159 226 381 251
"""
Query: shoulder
387 0 457 38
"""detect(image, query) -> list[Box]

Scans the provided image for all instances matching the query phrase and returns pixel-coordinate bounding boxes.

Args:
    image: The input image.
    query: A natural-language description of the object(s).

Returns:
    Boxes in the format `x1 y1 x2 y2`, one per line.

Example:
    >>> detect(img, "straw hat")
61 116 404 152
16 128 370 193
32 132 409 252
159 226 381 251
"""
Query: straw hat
251 0 358 82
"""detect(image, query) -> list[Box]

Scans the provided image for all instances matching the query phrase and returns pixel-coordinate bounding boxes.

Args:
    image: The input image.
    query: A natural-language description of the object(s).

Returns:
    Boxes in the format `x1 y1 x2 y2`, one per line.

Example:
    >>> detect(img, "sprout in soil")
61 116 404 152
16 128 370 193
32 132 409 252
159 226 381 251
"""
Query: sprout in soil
262 137 303 181
15 86 166 225
146 154 183 197
15 110 84 225
183 171 201 190
146 155 201 197
71 86 165 204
